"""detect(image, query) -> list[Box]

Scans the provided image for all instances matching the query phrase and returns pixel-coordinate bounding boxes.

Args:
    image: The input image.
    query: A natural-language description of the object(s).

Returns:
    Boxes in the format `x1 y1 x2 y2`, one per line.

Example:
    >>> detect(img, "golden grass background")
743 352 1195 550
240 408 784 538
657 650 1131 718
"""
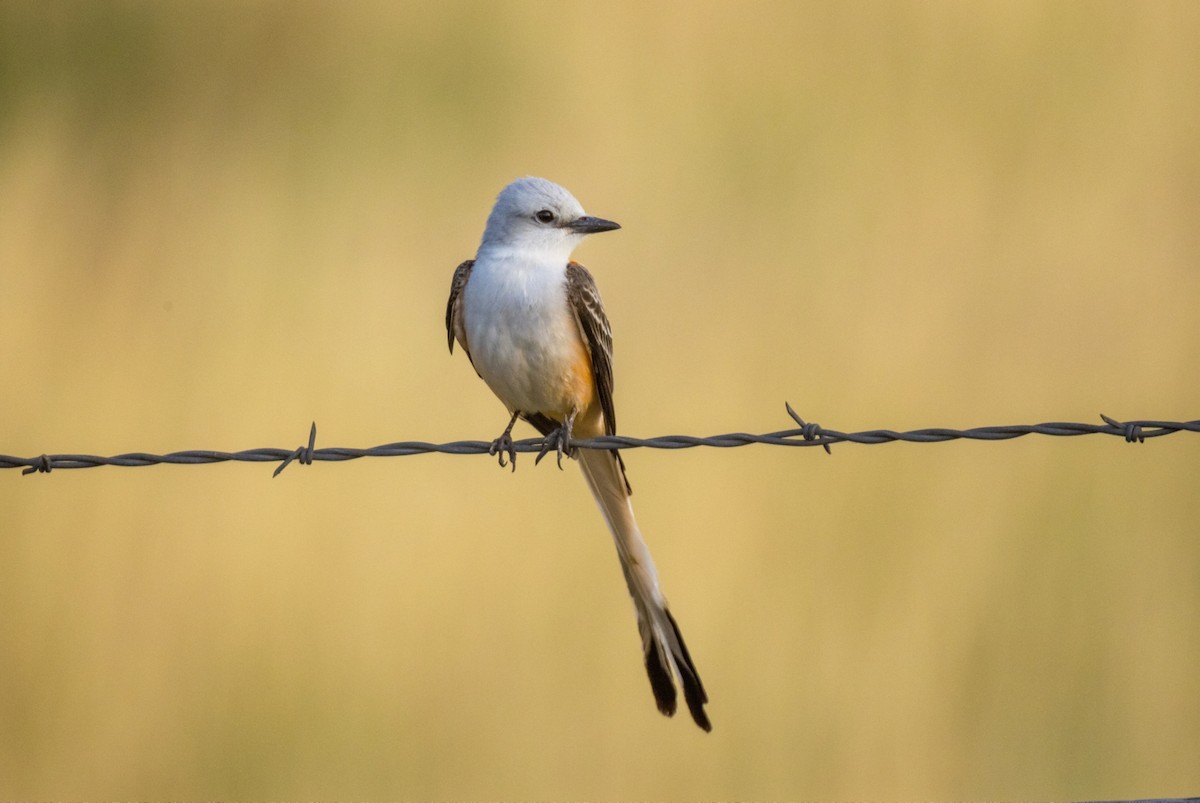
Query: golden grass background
2 2 1198 798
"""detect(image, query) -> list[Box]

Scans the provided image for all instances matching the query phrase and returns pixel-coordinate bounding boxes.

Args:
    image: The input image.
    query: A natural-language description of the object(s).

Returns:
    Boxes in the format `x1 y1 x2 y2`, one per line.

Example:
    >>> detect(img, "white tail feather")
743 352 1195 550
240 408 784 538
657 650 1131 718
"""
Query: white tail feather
577 448 710 730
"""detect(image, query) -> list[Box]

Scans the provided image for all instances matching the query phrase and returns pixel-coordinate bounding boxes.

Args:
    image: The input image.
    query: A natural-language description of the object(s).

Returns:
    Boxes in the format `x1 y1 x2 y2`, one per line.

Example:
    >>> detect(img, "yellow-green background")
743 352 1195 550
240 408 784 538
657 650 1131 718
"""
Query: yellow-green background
2 2 1198 798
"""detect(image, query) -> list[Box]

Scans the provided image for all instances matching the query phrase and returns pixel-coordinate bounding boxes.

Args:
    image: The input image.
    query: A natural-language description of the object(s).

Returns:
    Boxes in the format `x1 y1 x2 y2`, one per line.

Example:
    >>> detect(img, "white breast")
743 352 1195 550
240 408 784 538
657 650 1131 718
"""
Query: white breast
464 248 581 417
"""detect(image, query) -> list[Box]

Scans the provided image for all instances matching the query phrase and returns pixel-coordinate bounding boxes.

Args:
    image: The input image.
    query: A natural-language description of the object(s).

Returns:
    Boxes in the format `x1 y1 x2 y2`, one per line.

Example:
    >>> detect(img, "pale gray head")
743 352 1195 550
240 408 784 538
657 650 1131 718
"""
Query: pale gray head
479 176 620 258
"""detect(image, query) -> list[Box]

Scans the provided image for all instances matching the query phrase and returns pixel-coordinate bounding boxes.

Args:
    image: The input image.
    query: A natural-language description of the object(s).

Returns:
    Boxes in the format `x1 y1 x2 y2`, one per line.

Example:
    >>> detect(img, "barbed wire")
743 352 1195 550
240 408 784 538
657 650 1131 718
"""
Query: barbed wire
2 406 1197 477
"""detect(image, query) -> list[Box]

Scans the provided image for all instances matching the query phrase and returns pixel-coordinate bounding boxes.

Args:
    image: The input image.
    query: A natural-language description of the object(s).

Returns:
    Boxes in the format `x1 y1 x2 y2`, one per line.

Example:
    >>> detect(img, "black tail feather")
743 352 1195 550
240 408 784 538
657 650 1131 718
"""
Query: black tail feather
641 609 711 732
664 608 711 732
644 641 678 716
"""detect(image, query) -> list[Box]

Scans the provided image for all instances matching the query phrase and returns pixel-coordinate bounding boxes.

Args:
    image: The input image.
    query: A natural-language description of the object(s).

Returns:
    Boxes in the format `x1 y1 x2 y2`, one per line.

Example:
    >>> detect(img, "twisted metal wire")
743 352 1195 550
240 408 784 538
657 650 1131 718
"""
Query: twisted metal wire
3 407 1197 477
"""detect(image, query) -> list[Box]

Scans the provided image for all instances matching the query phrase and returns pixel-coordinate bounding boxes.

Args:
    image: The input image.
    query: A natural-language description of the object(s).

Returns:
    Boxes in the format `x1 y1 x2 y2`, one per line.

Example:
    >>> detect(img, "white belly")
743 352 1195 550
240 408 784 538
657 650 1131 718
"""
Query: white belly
463 251 587 419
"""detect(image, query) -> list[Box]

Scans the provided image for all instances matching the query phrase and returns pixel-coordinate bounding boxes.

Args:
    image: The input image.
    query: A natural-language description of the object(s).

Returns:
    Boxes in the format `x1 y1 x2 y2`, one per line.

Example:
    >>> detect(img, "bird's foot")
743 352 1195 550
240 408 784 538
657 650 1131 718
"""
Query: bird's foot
535 412 577 470
488 412 521 471
489 432 517 470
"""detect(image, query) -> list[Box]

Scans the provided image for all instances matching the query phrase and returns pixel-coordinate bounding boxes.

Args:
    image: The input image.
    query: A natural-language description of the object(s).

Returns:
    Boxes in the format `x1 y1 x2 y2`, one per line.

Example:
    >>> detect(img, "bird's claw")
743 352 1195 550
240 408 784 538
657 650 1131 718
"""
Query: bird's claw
535 426 571 470
489 432 518 471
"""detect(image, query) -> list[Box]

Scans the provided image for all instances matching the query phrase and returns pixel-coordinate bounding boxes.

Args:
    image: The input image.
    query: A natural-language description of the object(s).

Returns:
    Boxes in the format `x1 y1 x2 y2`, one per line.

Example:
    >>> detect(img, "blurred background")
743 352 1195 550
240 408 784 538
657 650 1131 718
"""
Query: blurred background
2 1 1198 798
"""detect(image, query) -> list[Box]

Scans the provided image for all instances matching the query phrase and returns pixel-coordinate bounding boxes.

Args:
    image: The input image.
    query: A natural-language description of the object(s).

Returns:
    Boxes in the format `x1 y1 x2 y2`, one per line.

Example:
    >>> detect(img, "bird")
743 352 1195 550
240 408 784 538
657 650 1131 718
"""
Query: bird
445 176 710 731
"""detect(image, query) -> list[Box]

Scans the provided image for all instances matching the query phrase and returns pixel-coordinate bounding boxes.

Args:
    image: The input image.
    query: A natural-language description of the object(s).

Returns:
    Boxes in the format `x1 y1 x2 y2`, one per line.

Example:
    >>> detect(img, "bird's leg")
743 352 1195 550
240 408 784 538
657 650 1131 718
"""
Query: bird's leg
489 410 521 471
535 409 577 470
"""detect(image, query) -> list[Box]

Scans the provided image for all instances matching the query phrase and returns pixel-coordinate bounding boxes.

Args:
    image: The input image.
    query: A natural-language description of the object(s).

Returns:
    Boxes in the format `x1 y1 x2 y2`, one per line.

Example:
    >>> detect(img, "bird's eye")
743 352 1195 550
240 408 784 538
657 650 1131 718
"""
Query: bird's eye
535 209 555 224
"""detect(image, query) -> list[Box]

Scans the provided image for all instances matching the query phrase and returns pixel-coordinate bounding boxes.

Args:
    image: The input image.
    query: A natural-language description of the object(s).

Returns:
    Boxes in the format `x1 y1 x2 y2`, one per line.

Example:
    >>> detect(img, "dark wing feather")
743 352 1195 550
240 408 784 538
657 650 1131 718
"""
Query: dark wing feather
565 262 616 435
566 262 631 494
446 260 474 359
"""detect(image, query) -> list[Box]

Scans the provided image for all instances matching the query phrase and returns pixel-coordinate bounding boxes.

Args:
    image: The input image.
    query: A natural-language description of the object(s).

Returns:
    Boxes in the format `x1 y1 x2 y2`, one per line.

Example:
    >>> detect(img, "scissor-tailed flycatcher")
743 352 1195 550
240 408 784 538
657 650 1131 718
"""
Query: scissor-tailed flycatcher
446 176 710 731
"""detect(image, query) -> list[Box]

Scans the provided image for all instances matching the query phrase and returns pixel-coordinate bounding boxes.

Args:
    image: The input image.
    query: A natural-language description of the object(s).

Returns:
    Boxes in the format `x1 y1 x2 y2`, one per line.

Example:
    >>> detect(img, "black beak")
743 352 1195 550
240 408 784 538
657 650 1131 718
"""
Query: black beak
568 215 621 234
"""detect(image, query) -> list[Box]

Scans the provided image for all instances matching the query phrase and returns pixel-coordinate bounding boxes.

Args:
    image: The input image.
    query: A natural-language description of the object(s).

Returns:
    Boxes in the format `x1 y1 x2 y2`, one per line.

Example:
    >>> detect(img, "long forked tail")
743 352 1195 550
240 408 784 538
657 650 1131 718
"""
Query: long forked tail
577 447 711 732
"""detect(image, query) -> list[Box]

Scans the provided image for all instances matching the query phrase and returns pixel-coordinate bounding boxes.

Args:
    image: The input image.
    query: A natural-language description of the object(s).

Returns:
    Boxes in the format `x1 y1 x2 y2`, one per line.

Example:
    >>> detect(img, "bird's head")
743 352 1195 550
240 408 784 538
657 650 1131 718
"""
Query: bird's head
479 176 620 260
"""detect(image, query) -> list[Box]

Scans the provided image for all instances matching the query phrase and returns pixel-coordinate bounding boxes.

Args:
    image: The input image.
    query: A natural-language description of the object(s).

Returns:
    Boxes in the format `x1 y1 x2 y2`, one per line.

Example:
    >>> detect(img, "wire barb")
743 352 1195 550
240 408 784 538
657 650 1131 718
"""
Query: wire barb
273 422 318 477
21 454 53 476
1100 413 1145 444
785 402 832 454
3 409 1197 477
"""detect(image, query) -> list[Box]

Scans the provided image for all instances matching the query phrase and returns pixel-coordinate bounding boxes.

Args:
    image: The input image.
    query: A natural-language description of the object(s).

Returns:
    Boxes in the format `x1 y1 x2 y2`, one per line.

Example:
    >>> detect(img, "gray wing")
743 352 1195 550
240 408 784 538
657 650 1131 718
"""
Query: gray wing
446 259 474 359
565 262 616 436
